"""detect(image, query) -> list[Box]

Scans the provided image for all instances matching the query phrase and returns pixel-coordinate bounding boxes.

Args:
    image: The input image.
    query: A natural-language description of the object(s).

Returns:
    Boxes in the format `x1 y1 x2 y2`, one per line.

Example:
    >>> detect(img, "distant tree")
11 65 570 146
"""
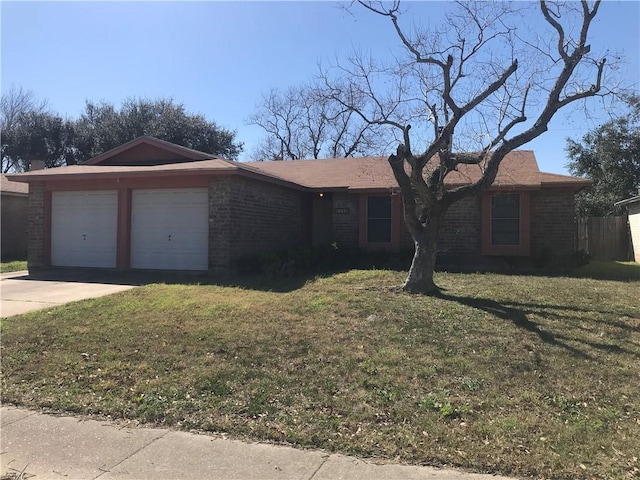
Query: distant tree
1 86 72 172
70 97 243 162
248 84 387 160
567 94 640 217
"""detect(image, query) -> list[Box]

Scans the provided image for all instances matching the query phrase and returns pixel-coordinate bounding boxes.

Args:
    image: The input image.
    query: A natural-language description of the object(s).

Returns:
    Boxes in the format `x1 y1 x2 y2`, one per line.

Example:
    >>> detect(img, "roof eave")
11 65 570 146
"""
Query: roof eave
615 195 640 207
7 168 236 182
540 179 592 193
7 164 312 192
1 190 29 197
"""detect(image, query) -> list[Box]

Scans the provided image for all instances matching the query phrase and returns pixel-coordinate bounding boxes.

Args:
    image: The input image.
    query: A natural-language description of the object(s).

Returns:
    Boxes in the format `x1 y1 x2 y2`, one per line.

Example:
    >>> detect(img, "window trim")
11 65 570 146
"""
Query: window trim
482 191 530 256
359 193 403 249
366 195 393 243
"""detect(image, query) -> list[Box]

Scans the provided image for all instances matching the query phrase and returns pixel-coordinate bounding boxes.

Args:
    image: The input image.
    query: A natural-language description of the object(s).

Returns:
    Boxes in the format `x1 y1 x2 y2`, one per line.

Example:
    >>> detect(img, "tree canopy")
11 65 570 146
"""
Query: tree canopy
71 98 242 163
1 93 243 172
567 94 640 217
1 86 74 172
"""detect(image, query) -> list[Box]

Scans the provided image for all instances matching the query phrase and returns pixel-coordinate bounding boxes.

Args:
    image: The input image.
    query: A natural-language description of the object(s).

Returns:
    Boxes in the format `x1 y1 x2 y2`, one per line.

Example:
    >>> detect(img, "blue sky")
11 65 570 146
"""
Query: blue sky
1 1 638 174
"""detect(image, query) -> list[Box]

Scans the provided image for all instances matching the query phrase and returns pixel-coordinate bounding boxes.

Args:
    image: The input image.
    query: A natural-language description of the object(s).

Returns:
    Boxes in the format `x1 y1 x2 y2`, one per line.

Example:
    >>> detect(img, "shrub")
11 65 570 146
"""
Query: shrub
234 244 414 279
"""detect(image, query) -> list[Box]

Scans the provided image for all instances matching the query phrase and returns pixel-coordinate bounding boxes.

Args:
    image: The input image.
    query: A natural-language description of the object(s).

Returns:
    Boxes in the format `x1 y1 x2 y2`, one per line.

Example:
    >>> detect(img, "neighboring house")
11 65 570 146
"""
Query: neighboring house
1 174 29 260
615 195 640 262
8 136 590 274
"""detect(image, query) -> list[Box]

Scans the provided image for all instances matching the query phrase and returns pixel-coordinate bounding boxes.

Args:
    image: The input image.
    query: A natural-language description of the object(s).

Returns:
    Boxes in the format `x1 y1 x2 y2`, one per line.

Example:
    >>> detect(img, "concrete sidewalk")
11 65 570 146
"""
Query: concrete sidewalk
0 406 516 480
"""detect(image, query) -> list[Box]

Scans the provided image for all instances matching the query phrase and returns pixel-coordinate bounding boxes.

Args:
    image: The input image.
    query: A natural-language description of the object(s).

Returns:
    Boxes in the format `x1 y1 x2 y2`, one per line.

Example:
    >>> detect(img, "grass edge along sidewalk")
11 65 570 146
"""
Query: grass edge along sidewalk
1 405 518 480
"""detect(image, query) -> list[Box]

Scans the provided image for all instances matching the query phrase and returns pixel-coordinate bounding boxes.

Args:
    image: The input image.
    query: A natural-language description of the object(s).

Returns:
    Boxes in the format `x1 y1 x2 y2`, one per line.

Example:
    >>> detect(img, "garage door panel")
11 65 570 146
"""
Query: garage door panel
51 191 118 268
131 188 208 271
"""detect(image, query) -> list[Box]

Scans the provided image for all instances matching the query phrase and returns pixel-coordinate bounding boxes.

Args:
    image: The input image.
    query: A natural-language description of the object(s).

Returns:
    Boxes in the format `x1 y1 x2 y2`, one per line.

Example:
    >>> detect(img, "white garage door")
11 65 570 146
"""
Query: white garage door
51 191 118 268
131 188 209 271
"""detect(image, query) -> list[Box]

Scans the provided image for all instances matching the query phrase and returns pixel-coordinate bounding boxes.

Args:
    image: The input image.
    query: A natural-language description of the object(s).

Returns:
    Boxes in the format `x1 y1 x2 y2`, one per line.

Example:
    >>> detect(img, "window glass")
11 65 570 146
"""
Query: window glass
367 196 392 243
491 194 520 246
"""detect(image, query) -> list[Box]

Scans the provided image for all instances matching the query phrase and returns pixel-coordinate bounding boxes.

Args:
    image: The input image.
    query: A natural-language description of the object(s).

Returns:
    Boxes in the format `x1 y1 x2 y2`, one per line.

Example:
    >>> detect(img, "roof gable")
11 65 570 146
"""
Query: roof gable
85 136 216 166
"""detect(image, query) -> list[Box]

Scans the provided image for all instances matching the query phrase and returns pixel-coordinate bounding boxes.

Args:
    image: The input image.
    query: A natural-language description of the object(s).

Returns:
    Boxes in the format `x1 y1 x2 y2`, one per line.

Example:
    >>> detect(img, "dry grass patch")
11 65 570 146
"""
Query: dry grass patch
1 270 639 479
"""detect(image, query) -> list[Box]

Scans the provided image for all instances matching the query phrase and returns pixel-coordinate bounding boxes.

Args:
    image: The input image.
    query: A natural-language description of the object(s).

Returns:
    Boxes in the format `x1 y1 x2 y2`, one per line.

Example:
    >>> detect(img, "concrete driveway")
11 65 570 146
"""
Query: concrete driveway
1 271 138 318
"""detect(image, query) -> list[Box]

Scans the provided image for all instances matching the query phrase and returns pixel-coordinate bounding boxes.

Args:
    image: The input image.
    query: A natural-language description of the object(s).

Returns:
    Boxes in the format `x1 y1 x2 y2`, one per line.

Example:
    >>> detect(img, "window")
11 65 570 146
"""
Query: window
491 194 520 245
367 196 392 243
482 191 530 256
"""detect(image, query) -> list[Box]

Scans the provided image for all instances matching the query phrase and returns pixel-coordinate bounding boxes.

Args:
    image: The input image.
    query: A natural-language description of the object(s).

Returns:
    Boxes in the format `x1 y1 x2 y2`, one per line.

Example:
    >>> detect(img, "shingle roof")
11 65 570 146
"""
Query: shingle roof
6 159 308 191
1 174 29 195
7 136 589 192
245 150 590 191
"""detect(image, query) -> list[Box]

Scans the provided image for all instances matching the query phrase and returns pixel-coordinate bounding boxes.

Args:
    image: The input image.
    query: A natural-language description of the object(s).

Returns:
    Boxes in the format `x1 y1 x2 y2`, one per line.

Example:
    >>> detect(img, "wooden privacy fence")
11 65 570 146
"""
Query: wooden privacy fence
576 216 631 261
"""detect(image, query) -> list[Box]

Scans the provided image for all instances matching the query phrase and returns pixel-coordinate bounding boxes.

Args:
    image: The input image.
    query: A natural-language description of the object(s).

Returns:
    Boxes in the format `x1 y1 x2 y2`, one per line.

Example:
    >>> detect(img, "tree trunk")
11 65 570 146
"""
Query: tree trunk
403 222 440 294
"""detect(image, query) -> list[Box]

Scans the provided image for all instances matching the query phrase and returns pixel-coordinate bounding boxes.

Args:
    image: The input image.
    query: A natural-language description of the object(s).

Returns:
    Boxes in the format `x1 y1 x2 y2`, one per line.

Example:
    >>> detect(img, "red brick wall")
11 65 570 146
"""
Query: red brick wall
331 193 483 261
1 194 28 260
437 196 483 261
530 188 577 257
26 182 46 268
208 176 303 273
334 189 577 264
332 192 360 248
396 196 483 261
24 177 578 273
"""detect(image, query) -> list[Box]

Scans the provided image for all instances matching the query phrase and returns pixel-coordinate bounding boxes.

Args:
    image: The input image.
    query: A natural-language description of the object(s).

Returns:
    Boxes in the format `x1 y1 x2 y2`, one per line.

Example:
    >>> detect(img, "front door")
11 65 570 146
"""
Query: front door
312 193 333 246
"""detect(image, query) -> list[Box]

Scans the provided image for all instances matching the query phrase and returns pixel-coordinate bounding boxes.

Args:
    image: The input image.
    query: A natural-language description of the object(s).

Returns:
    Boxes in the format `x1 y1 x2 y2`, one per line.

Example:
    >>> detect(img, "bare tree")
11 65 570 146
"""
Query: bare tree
248 84 388 160
321 0 611 293
1 85 50 172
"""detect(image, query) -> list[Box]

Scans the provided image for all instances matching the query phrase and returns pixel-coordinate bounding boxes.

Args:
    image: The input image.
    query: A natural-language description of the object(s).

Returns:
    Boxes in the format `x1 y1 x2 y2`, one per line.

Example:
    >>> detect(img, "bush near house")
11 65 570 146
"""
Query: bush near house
235 244 593 279
234 244 415 278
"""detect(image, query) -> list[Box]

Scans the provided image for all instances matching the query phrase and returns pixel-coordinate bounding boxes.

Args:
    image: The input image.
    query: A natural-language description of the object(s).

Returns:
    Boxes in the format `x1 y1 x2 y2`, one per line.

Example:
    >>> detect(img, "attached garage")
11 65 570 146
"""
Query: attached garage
51 191 118 268
130 188 209 271
11 137 308 274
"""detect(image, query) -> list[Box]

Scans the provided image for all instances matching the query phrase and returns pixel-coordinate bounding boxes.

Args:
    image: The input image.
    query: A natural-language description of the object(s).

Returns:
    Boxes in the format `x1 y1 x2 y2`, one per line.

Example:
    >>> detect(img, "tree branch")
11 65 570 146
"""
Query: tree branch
540 1 569 62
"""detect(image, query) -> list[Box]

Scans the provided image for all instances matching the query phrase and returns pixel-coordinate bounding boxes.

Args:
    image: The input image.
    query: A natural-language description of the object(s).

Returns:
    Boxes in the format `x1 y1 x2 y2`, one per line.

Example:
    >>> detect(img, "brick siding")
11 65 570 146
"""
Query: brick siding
1 194 28 260
26 182 45 268
394 195 483 261
437 196 483 262
209 176 303 274
350 189 577 264
25 174 578 273
208 178 233 273
332 193 483 262
332 192 360 248
530 189 576 257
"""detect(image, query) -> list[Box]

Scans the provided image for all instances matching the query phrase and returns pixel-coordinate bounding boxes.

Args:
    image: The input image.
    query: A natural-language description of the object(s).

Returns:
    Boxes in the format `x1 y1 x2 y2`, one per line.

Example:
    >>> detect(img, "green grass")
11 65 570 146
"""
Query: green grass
0 260 27 273
571 260 640 282
1 270 639 479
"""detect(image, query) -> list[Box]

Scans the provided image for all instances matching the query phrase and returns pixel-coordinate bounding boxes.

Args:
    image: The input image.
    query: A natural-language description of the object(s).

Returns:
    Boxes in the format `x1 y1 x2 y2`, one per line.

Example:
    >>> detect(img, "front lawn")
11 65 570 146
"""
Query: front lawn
1 270 638 479
571 260 640 282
